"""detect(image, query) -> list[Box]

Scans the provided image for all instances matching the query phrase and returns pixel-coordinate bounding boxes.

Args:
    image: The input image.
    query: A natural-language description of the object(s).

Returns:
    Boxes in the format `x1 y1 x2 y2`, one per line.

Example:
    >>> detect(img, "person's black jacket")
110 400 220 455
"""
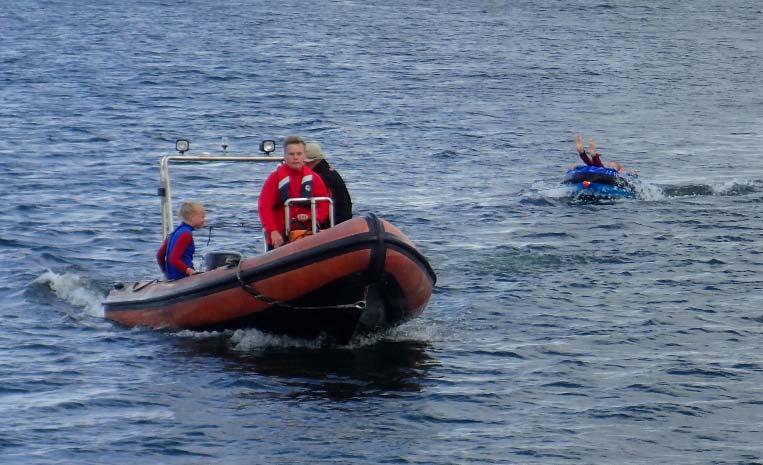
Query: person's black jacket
311 159 352 226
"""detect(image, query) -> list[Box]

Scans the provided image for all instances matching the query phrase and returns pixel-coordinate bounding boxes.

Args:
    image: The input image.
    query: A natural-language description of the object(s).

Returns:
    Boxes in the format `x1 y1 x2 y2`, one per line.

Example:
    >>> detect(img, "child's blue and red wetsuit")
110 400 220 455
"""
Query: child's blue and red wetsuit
156 223 195 280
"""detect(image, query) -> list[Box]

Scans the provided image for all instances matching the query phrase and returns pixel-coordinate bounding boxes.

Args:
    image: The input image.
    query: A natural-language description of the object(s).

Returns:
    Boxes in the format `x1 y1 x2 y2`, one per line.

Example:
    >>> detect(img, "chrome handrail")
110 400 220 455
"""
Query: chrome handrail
283 197 334 237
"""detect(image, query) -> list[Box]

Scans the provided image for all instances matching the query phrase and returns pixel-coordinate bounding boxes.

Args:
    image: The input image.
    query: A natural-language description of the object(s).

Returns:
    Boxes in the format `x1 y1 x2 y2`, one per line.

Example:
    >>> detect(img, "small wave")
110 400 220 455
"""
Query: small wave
230 328 326 351
587 402 707 421
525 183 573 201
661 184 716 197
660 179 761 198
431 149 459 159
632 180 666 201
208 319 439 352
173 329 230 339
712 179 761 196
525 179 668 202
665 367 740 379
519 196 557 206
542 381 585 389
351 321 439 347
33 270 105 318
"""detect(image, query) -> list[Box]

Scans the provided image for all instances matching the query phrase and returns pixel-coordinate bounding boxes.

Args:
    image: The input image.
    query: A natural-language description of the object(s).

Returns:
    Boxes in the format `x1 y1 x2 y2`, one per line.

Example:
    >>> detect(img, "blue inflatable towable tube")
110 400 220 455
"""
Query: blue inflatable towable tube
562 165 637 199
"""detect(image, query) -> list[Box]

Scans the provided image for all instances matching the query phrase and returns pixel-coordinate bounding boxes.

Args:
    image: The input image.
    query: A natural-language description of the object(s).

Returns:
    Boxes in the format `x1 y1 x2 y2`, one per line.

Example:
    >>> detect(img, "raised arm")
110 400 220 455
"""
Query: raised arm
576 134 585 154
588 138 605 167
156 237 169 272
576 133 593 166
258 173 280 233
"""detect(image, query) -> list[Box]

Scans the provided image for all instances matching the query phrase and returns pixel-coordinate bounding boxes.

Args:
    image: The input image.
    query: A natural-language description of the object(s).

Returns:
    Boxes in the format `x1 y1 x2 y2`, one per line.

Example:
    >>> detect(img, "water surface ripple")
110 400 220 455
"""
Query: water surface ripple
1 1 762 464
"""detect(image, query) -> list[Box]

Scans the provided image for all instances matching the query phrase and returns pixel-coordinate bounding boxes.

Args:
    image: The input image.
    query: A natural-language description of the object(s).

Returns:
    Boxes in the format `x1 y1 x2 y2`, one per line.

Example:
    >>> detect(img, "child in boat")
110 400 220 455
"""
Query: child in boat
156 201 206 280
575 134 626 173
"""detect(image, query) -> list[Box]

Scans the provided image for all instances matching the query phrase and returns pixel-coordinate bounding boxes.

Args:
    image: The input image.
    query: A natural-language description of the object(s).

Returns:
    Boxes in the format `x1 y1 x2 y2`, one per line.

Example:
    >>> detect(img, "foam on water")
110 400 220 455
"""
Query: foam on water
34 270 105 318
171 318 440 353
632 179 667 201
230 328 326 351
173 329 230 340
226 326 433 351
711 178 760 196
657 179 762 198
2 2 763 463
524 177 760 203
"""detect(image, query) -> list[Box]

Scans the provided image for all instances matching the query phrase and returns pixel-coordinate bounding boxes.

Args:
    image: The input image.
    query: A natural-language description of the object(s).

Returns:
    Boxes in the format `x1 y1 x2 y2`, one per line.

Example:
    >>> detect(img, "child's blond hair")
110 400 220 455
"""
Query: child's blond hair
178 201 203 222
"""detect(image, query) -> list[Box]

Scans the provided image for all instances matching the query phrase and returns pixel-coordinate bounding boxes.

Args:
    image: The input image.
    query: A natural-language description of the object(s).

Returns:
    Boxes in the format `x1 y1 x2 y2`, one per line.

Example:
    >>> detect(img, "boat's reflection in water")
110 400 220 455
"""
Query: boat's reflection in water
174 331 437 400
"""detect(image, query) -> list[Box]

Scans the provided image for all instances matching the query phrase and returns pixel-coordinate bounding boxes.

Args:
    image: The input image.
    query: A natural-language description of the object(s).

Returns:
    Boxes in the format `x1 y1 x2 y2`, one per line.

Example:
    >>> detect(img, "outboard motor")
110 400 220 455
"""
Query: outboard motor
204 252 242 271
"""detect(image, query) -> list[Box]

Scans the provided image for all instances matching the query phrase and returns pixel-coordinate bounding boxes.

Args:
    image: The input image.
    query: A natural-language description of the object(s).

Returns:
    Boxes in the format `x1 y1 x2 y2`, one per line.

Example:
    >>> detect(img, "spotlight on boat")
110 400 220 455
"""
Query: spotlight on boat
176 139 190 155
260 139 276 155
582 180 591 188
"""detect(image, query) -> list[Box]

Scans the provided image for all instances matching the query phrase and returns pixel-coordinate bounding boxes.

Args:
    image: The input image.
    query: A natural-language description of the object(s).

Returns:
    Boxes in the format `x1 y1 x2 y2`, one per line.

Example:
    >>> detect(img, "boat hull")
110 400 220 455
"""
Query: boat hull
104 214 436 343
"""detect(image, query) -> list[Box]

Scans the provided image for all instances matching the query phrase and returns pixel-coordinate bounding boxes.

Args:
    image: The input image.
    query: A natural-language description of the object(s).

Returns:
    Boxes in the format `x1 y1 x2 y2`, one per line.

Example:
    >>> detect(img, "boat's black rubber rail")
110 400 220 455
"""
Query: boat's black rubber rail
365 213 387 284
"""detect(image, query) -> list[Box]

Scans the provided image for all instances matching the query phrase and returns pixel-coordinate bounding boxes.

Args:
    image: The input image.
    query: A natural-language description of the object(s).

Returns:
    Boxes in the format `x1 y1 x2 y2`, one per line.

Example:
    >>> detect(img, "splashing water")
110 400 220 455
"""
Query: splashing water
34 270 105 318
230 328 326 351
712 179 760 196
632 179 667 201
228 319 439 351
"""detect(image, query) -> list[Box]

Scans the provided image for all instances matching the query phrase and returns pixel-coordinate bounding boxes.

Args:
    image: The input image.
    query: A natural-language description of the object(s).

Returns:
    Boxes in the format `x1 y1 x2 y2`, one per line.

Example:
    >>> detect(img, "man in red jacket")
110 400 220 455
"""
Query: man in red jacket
258 135 330 249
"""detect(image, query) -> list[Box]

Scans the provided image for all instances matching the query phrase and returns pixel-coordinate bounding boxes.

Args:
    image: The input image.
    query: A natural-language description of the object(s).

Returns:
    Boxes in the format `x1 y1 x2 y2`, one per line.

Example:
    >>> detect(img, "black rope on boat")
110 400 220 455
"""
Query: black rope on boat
131 279 158 292
234 259 367 310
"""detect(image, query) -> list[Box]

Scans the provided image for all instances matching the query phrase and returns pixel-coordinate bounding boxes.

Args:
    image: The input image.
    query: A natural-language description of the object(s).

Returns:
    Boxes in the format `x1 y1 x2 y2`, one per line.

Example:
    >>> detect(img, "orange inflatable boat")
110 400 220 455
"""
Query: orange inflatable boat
104 214 436 343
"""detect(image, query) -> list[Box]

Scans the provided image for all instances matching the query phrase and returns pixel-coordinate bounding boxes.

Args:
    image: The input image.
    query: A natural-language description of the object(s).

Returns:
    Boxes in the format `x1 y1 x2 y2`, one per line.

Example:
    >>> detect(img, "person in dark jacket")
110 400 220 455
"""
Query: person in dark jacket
156 201 206 280
305 142 353 227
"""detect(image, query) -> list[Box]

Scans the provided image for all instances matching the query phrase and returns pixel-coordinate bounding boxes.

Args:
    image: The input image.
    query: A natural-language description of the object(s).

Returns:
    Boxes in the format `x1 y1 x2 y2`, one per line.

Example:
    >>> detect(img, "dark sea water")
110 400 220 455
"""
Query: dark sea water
2 1 762 463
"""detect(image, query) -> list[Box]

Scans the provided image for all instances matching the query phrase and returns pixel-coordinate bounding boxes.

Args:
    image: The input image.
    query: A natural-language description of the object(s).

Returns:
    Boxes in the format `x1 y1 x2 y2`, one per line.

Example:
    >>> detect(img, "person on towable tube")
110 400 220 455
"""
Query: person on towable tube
258 135 330 250
575 133 627 173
